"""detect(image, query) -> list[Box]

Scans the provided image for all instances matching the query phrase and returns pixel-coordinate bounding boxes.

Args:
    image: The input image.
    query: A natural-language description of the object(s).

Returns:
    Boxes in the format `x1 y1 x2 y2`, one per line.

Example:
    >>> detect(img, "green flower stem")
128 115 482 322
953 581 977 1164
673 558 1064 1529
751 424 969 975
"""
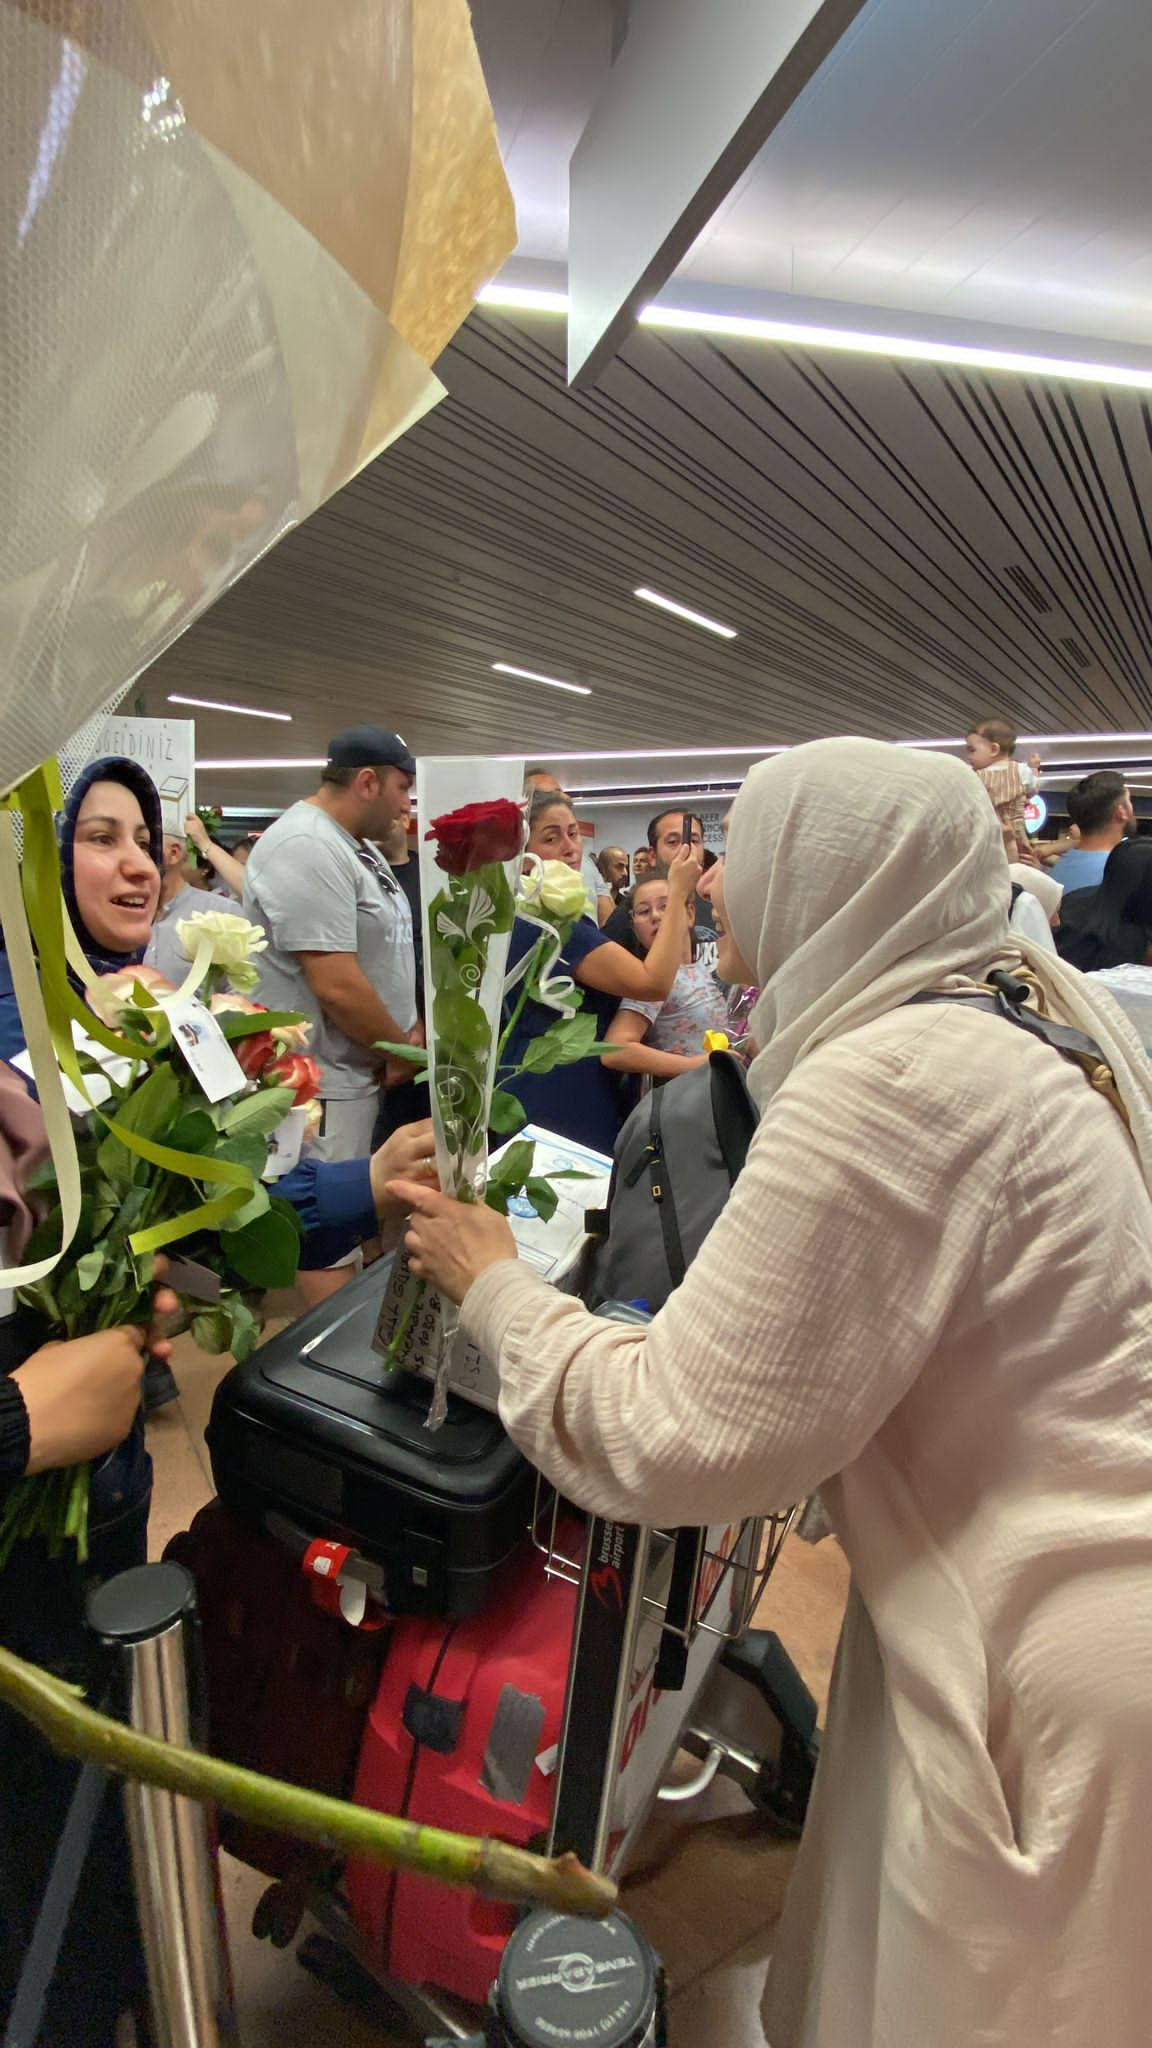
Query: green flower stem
378 1268 426 1371
497 932 549 1065
0 1644 617 1918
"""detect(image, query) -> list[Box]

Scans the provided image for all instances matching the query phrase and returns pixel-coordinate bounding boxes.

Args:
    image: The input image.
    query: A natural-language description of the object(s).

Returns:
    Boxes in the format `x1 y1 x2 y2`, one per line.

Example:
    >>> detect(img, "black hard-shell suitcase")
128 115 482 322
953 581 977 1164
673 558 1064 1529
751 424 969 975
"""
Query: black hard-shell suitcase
205 1259 534 1619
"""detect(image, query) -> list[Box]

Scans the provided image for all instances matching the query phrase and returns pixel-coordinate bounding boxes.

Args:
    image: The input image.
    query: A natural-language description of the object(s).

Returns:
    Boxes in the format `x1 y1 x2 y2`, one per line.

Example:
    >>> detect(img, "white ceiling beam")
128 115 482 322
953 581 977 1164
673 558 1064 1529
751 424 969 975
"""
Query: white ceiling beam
566 0 870 388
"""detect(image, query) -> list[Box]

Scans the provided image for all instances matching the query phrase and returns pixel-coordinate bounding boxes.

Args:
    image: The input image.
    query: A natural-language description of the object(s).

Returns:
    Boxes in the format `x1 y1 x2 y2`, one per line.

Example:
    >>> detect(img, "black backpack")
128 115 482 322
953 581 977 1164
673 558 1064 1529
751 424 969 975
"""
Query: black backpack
581 1051 758 1314
578 970 1125 1317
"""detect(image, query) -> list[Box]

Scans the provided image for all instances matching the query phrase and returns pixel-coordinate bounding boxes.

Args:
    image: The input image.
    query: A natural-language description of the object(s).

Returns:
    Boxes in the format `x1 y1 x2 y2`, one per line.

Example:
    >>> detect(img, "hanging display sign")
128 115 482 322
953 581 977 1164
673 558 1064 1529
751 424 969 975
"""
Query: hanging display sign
68 715 195 835
1024 793 1048 836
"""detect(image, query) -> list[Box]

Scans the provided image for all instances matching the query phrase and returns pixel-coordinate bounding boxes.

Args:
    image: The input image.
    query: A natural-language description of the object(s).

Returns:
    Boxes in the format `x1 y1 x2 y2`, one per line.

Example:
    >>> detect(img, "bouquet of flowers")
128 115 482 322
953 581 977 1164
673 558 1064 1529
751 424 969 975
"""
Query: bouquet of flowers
1 912 319 1567
186 802 224 861
376 791 610 1414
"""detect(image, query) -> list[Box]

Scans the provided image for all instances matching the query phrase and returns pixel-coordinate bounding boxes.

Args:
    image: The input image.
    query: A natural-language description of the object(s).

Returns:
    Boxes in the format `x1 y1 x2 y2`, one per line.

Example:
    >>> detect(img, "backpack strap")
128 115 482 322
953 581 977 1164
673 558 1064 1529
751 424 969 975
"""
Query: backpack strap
709 1050 759 1184
911 970 1127 1126
647 1084 688 1292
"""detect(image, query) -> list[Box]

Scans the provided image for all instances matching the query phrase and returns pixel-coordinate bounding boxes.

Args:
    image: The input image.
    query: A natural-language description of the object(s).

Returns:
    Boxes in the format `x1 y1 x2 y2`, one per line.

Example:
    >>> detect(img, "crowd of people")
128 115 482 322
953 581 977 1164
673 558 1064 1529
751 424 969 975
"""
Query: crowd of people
5 714 1152 2046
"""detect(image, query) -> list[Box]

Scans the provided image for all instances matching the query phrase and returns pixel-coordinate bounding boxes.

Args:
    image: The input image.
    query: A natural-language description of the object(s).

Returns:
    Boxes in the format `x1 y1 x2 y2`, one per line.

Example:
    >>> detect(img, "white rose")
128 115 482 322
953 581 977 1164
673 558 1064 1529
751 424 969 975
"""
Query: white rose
175 910 267 993
518 860 589 923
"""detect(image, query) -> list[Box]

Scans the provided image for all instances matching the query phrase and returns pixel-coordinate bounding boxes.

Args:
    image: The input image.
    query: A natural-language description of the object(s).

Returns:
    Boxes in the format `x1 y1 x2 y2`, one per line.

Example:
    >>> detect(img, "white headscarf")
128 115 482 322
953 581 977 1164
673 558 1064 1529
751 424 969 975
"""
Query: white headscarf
1008 861 1063 922
725 738 1152 1187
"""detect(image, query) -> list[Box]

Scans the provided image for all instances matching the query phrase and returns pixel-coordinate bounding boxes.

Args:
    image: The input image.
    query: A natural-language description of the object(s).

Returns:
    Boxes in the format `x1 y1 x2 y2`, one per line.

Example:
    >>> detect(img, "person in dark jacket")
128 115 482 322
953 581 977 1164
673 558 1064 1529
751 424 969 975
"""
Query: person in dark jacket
1055 838 1152 972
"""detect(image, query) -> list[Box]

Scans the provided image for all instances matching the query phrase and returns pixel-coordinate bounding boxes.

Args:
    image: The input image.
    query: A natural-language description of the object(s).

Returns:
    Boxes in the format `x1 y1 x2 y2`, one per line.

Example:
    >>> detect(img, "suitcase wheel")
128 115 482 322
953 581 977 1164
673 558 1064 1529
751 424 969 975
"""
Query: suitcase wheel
252 1876 310 1949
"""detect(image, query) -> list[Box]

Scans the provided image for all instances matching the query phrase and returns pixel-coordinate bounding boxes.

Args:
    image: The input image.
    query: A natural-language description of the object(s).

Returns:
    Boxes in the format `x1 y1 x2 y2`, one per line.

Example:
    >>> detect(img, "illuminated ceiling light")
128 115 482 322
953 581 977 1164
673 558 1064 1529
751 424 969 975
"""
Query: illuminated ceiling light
477 283 1152 392
478 284 570 314
639 306 1152 391
492 662 592 696
168 694 292 722
495 746 785 763
195 758 326 770
634 586 737 639
1018 731 1152 745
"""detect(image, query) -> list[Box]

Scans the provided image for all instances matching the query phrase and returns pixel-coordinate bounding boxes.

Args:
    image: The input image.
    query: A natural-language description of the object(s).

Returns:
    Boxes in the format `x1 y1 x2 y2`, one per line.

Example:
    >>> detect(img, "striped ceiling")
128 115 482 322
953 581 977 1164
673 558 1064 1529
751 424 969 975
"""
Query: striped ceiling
142 306 1152 809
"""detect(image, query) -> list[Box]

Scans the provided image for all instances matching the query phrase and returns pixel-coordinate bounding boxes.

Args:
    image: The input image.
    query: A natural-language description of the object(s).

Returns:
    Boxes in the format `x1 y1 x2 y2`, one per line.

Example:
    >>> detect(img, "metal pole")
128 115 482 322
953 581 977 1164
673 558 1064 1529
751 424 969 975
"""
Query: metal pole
86 1561 239 2048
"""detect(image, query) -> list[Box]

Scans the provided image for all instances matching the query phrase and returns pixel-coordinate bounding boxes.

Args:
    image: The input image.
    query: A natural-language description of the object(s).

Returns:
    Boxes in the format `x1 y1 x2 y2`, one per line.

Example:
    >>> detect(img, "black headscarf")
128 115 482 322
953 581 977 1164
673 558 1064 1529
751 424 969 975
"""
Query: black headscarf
59 756 164 977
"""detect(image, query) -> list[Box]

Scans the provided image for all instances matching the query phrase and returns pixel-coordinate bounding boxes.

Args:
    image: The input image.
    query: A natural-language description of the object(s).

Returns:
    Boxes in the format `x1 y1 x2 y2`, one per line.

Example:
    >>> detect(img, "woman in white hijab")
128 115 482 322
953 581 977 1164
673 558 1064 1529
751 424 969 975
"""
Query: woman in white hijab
392 739 1152 2048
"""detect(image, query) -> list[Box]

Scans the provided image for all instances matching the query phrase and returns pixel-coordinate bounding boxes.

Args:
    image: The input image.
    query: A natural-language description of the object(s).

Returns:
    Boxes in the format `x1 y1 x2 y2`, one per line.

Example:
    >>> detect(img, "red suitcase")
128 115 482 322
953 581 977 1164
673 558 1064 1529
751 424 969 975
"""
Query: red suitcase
165 1501 389 1882
346 1544 577 2007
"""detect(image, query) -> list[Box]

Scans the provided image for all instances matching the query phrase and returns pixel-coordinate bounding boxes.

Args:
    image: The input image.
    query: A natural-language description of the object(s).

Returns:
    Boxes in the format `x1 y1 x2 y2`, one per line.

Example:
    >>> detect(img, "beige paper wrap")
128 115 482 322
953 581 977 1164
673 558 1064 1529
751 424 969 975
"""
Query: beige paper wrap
1 0 515 797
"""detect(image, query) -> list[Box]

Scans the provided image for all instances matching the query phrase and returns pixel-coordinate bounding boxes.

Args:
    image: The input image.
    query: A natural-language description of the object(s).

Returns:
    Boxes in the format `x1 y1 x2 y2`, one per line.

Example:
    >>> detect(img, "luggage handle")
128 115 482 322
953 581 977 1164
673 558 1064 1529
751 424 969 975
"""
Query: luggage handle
653 1526 706 1691
264 1510 387 1597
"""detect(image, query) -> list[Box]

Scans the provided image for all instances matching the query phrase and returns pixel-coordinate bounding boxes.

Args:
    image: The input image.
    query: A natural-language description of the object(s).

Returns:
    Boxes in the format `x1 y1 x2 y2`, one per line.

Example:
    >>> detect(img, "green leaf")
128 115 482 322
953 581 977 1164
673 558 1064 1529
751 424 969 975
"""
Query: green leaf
221 1183 271 1232
485 1137 537 1213
23 1155 61 1196
191 1307 232 1353
217 1086 295 1138
373 1040 429 1070
516 1012 600 1076
269 1194 304 1243
75 1246 107 1292
216 1132 268 1178
224 1293 262 1362
113 1063 188 1134
222 1204 300 1288
488 1087 527 1135
523 1177 559 1224
97 1063 186 1182
165 1110 218 1155
216 1009 303 1040
132 979 160 1009
431 987 492 1058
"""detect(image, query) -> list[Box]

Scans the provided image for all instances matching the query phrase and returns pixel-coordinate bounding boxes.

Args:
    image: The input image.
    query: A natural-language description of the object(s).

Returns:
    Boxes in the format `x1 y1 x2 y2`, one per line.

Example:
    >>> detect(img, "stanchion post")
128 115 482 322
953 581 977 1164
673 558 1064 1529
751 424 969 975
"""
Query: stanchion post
86 1561 240 2048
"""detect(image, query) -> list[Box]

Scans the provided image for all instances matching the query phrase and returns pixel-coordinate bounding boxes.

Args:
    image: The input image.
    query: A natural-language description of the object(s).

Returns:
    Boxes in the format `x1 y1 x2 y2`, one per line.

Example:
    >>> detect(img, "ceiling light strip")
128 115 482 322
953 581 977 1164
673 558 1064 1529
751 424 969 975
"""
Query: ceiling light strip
492 662 592 696
167 694 293 722
477 284 1152 391
634 586 736 639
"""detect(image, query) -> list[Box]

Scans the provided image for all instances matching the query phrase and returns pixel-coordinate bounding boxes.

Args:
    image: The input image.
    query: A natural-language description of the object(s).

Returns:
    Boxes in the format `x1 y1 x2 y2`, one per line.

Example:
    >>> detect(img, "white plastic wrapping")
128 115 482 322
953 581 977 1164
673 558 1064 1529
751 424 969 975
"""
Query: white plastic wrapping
0 0 515 798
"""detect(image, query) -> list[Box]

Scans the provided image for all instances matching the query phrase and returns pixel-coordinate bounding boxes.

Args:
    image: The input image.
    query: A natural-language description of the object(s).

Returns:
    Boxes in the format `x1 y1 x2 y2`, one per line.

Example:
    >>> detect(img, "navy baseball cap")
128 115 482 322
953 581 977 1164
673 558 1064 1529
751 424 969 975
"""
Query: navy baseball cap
327 724 415 777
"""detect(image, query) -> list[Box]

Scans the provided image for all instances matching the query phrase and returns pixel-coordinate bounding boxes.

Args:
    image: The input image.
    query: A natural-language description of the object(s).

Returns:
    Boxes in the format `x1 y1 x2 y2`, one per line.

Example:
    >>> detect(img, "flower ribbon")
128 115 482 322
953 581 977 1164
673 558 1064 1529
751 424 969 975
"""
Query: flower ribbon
0 762 255 1287
503 855 578 1020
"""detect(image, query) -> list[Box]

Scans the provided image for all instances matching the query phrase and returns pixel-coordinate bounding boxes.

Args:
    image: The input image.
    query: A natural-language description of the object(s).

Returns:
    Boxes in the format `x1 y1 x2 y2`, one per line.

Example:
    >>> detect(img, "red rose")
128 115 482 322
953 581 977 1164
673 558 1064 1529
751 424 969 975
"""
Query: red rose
268 1051 322 1105
207 993 279 1080
235 1030 277 1081
426 799 524 877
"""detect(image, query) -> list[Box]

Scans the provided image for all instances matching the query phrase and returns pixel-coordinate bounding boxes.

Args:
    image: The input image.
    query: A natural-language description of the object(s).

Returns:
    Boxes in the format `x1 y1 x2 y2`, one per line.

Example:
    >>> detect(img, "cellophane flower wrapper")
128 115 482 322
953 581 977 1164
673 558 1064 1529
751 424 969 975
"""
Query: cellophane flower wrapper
376 758 524 1423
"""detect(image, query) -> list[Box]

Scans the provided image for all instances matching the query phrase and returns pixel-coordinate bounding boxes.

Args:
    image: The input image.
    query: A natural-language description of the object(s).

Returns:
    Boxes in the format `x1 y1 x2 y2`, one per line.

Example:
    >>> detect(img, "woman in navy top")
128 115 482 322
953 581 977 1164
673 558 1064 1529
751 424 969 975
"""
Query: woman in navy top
501 794 700 1152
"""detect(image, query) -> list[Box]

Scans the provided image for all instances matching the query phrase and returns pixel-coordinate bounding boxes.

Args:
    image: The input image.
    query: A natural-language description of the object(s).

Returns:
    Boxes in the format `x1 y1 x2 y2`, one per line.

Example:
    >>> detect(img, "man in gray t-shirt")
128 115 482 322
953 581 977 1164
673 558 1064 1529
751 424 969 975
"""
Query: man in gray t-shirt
243 728 419 1243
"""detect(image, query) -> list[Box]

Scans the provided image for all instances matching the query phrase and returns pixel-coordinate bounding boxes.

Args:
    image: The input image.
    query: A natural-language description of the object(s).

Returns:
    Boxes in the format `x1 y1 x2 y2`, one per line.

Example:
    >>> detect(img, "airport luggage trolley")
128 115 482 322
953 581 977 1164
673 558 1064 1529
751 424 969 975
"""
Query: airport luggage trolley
531 1482 807 1874
296 1484 816 2042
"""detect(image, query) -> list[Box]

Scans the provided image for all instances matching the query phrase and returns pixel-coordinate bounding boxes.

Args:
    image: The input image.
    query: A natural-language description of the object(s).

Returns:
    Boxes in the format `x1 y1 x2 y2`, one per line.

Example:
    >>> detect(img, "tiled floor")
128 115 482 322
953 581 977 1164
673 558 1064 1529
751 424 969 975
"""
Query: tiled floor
147 1297 849 2047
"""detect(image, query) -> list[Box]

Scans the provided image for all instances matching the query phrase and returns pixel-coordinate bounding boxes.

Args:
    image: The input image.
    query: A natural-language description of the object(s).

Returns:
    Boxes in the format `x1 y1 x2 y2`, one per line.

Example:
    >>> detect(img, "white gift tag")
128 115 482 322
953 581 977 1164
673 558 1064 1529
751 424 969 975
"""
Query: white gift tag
262 1104 308 1180
165 996 248 1103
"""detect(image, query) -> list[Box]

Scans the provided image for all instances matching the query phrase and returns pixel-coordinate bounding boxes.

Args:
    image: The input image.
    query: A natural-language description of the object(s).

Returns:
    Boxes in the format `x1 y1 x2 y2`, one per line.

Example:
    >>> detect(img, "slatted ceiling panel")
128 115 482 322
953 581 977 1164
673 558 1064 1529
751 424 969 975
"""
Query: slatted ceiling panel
143 306 1152 808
